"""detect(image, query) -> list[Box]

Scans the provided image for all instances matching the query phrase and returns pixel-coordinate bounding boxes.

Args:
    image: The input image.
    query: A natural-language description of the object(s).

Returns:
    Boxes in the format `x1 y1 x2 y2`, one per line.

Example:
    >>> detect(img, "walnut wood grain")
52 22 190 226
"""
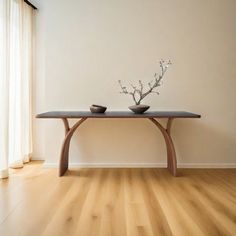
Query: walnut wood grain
59 118 87 176
149 118 177 176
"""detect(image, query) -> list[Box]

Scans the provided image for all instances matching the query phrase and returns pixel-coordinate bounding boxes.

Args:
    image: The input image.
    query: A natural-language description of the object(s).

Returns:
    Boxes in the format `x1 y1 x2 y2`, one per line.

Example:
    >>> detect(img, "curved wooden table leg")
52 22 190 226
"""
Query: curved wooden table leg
59 118 87 176
149 118 177 176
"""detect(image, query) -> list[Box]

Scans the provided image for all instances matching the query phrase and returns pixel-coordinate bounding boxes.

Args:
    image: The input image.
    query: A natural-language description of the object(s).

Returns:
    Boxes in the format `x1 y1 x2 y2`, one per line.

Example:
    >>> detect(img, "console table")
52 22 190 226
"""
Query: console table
36 111 201 177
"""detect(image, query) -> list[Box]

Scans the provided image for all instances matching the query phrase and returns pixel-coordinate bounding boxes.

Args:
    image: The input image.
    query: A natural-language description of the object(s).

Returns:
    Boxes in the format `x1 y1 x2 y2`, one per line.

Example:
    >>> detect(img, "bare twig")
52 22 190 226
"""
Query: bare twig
118 60 172 105
118 80 139 104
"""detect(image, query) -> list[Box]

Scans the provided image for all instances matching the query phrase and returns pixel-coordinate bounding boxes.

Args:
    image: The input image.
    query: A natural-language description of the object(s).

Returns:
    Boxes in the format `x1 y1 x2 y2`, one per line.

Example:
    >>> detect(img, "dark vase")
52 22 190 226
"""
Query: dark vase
128 105 150 114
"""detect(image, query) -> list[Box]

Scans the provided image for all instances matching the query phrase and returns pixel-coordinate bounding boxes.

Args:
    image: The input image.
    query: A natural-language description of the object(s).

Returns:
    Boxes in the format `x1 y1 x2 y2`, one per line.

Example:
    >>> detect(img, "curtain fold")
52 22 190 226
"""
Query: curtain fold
0 0 34 178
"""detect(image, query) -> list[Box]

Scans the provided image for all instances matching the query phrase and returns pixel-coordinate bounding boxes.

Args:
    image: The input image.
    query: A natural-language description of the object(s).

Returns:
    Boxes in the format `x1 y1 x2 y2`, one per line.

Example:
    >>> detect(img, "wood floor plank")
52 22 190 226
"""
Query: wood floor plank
146 169 204 236
0 162 236 236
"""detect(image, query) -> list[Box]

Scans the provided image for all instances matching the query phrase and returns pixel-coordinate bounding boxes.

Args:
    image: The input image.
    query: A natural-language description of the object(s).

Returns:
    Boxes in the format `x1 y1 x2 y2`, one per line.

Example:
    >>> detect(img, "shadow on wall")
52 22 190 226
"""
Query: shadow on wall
71 119 166 164
67 118 236 165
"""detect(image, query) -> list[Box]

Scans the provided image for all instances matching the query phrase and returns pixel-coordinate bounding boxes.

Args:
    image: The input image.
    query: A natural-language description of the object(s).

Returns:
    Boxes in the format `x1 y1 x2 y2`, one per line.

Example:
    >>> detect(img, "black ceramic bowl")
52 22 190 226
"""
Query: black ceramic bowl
90 104 107 113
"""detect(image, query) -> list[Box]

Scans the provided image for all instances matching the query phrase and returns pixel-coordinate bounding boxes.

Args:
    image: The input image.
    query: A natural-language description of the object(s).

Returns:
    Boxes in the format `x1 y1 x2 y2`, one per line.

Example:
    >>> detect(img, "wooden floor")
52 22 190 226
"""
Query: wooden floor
0 162 236 236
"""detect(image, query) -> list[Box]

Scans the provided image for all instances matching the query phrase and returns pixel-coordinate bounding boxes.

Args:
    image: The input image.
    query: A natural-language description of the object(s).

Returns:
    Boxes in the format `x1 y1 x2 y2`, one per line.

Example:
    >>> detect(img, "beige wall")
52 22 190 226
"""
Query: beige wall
33 0 236 167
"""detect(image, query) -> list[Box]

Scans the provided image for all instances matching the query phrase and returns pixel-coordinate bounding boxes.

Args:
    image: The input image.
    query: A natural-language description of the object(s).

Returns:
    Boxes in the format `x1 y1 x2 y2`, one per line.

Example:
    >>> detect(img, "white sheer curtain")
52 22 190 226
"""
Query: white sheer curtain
0 0 34 179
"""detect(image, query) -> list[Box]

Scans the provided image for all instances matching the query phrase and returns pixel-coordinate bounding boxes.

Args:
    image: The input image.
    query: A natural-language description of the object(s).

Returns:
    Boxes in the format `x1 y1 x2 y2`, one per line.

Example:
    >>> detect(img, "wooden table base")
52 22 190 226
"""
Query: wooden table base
36 111 200 177
149 118 177 176
59 118 177 177
59 118 87 176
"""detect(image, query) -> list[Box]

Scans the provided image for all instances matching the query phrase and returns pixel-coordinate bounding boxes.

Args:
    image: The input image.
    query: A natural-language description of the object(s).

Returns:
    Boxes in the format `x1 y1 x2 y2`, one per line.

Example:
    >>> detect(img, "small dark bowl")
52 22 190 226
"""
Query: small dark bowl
90 104 107 113
129 105 150 114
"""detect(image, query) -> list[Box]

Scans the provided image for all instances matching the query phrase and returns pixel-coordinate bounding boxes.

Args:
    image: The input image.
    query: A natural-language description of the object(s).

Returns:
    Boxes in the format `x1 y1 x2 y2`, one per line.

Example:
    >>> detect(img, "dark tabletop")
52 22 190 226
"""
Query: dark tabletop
36 111 201 119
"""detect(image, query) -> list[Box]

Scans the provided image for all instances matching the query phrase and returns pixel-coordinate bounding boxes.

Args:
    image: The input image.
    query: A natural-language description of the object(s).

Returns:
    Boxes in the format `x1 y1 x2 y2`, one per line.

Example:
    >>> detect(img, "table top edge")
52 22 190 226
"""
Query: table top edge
36 111 201 119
